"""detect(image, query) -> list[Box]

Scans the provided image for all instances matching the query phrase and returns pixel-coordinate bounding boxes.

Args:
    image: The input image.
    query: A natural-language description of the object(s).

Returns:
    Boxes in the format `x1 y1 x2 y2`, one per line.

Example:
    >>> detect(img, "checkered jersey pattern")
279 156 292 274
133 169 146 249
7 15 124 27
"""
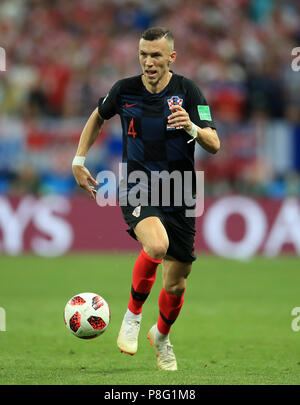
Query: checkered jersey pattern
98 73 216 211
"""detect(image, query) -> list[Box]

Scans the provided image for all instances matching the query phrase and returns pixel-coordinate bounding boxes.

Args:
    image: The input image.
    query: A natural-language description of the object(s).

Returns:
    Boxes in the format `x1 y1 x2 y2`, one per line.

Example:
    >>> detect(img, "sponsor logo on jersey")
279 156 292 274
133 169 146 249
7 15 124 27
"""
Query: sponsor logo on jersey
102 94 108 104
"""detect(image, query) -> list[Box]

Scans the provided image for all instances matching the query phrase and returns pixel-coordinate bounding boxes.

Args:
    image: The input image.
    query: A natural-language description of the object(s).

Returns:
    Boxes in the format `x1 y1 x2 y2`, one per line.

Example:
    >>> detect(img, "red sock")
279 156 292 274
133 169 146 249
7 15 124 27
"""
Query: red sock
157 288 185 335
128 249 162 315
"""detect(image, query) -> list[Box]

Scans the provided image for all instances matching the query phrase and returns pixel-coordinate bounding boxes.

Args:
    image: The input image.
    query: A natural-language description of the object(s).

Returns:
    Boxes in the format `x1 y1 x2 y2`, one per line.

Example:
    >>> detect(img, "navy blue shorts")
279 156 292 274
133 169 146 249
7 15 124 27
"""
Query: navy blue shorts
121 205 196 263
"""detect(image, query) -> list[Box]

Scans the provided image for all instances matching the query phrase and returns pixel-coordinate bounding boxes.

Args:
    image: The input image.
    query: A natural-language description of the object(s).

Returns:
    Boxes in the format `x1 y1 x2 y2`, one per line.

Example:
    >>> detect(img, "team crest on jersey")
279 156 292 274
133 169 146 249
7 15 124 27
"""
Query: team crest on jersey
167 96 184 130
167 96 183 109
132 205 141 218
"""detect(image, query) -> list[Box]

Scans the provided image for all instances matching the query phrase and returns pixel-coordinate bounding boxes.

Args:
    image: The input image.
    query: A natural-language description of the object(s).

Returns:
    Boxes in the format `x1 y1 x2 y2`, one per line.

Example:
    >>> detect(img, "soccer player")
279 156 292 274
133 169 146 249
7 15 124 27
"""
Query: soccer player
72 27 220 371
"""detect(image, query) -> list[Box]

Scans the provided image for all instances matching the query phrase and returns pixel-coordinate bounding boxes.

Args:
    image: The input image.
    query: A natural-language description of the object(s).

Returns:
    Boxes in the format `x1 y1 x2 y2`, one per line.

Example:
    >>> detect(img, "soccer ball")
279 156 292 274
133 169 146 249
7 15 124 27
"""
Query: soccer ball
64 292 110 339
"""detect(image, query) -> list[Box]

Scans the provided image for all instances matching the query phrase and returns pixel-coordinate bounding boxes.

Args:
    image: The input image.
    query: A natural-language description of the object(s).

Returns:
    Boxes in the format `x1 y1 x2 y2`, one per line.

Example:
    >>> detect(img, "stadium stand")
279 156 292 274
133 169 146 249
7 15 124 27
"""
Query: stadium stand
0 0 300 197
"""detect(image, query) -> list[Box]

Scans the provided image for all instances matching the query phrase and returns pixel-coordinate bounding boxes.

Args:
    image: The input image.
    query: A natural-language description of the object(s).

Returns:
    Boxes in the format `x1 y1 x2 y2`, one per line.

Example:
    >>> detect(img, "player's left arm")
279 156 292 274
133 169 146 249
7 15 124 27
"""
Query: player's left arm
167 105 220 154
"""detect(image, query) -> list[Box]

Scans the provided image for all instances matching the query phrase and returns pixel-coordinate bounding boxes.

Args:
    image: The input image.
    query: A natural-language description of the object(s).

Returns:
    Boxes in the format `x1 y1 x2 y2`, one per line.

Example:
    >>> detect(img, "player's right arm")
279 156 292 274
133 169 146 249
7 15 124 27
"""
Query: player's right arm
72 80 120 199
72 107 104 200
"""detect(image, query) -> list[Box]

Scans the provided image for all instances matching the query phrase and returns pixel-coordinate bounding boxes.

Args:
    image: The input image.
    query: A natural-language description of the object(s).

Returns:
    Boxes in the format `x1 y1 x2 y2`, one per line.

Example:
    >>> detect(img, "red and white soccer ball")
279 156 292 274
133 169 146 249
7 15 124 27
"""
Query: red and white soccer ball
64 292 110 339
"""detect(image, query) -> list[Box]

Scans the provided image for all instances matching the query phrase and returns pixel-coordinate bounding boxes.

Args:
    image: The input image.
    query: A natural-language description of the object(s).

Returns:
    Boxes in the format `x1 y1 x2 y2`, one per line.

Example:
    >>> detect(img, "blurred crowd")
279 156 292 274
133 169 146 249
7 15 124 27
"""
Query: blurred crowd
0 0 300 198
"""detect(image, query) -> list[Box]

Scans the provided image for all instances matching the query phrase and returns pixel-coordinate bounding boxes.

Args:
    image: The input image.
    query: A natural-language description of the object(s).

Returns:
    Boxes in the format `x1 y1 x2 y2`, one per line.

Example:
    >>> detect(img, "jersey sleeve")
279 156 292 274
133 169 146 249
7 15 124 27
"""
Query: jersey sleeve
98 80 121 120
184 78 216 130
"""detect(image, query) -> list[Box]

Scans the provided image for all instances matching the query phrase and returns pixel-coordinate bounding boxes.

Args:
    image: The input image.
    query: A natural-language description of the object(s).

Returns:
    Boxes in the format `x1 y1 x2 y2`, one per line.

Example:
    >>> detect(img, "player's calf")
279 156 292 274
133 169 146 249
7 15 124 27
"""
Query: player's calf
128 249 163 315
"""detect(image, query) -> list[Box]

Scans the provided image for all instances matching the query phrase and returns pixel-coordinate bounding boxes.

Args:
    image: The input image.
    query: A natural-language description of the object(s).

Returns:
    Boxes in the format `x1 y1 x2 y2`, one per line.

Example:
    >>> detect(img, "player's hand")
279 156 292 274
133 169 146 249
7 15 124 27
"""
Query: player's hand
72 165 99 200
167 105 192 131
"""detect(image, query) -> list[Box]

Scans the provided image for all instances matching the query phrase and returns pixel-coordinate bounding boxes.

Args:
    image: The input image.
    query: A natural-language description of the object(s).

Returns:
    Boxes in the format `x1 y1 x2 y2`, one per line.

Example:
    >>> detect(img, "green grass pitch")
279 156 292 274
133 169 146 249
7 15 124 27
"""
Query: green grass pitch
0 253 300 385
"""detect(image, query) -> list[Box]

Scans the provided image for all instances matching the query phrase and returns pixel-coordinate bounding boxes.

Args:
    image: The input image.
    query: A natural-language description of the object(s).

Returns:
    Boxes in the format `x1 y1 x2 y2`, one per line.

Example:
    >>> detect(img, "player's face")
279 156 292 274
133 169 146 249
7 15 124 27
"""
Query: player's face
139 38 176 86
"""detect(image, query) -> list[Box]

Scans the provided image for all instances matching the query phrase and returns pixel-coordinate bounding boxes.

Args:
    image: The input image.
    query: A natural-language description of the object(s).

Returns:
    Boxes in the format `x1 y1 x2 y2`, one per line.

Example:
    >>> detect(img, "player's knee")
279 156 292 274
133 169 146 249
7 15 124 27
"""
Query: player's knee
144 241 168 260
164 269 191 296
165 285 186 296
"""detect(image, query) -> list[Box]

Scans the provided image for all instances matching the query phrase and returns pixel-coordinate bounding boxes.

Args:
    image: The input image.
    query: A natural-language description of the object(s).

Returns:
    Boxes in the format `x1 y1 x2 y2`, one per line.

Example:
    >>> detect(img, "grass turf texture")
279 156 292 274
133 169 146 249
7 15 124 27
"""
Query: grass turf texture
0 254 300 385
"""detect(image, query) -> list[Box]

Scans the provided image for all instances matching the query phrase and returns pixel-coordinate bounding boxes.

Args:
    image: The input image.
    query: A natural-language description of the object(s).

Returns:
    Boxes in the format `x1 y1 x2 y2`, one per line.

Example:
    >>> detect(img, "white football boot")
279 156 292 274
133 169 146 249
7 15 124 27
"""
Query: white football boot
147 324 178 371
117 317 141 355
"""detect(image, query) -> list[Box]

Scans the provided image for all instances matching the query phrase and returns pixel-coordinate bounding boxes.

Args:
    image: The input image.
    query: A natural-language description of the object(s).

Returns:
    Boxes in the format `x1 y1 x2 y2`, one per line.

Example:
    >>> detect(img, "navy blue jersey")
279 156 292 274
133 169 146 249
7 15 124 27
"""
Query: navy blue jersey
98 72 216 211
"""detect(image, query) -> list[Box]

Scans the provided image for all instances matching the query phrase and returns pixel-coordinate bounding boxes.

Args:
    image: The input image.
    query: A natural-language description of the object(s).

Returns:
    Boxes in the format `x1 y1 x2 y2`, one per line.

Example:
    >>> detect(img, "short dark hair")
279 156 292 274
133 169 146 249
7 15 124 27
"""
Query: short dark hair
141 27 174 49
